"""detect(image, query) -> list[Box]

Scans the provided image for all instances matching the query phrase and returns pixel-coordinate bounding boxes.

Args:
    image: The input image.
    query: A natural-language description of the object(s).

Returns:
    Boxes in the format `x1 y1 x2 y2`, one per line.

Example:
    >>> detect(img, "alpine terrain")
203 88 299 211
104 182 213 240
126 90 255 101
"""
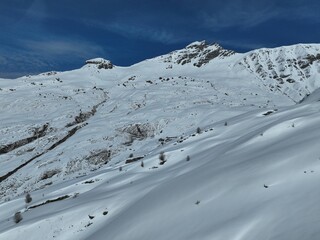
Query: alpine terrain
1 41 320 240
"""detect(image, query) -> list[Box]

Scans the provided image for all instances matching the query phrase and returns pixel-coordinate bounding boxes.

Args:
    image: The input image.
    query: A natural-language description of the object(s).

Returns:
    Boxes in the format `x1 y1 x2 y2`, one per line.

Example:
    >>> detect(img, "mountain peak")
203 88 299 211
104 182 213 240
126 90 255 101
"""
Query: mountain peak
185 40 221 50
160 41 235 67
186 40 208 49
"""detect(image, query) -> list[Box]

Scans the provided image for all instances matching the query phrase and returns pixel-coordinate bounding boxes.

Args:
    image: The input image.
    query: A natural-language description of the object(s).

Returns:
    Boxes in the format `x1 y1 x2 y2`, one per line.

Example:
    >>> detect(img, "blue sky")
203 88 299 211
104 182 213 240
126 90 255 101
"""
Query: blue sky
1 0 320 78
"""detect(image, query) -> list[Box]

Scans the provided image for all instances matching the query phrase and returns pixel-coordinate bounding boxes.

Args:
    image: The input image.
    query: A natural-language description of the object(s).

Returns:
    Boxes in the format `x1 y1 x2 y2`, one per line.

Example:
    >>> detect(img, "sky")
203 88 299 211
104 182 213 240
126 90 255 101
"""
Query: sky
0 0 320 78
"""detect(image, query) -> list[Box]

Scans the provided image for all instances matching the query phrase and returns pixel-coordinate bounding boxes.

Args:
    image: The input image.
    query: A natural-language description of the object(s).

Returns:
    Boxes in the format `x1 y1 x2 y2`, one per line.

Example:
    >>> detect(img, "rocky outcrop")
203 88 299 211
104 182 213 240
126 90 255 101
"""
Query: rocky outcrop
160 41 235 67
0 124 85 183
85 58 113 69
0 123 49 155
237 44 320 102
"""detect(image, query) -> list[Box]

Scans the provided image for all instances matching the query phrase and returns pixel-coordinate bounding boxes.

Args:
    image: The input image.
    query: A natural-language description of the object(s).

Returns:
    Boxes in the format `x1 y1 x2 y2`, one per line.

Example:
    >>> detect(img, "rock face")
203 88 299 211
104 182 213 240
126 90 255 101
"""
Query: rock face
237 44 320 102
160 40 235 67
85 58 113 69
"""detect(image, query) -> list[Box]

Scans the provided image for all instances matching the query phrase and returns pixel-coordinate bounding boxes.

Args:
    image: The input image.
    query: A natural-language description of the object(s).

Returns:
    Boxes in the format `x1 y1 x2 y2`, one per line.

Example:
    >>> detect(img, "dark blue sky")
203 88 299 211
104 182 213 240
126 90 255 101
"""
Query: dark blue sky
1 0 320 78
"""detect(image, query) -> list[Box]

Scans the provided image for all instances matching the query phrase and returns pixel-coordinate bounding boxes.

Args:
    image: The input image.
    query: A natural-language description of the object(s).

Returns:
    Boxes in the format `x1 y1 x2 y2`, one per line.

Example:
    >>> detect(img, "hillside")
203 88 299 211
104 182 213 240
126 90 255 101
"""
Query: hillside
1 42 320 240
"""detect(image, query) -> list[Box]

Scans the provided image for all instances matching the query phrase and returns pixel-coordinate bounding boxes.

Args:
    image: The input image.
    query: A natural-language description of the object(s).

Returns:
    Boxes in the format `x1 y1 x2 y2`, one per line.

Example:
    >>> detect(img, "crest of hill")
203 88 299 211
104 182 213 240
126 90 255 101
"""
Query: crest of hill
85 58 113 69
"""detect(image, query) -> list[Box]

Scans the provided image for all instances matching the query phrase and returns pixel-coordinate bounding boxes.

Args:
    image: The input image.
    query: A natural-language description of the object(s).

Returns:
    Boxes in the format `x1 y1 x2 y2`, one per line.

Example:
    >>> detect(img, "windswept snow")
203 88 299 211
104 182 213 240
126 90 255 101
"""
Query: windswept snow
1 42 320 240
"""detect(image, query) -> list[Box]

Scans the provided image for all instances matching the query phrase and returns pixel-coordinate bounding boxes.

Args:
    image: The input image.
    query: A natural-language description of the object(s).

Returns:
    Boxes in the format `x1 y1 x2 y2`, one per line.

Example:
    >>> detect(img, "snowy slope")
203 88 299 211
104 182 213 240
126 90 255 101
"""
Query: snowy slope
1 42 320 240
238 44 320 102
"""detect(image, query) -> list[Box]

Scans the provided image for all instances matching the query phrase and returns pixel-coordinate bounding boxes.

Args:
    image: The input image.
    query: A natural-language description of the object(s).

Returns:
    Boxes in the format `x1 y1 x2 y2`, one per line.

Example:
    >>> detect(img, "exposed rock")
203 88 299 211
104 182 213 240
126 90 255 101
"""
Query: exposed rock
298 53 320 69
120 123 156 140
0 123 49 155
86 149 112 165
28 195 70 209
125 156 144 164
85 58 113 69
65 97 107 127
162 41 235 67
40 169 61 180
0 124 85 183
238 44 320 102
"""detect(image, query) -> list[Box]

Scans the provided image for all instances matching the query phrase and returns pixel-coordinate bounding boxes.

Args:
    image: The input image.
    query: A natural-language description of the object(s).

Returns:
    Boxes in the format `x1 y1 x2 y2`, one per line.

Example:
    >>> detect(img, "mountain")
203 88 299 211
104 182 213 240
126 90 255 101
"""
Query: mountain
1 42 320 240
238 44 320 102
156 40 235 67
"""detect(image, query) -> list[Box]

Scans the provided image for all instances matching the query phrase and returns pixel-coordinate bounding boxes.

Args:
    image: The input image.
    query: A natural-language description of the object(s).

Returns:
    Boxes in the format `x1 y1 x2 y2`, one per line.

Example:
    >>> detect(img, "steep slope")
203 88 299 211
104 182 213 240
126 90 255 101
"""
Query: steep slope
156 40 235 68
237 44 320 102
1 42 320 240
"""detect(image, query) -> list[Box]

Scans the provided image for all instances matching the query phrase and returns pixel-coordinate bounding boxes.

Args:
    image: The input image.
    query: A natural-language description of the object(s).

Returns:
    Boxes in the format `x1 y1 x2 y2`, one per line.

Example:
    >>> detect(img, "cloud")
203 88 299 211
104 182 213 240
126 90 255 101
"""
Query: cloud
107 23 179 44
0 55 7 65
23 39 106 58
0 38 107 78
0 51 53 78
84 20 182 44
199 1 279 30
199 0 320 31
23 0 47 18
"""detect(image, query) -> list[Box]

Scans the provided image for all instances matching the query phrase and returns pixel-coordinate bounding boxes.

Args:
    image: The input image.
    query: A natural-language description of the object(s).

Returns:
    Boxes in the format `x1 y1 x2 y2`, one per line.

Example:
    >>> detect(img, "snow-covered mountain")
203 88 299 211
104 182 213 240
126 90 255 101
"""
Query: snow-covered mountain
157 40 235 67
238 44 320 102
1 42 320 240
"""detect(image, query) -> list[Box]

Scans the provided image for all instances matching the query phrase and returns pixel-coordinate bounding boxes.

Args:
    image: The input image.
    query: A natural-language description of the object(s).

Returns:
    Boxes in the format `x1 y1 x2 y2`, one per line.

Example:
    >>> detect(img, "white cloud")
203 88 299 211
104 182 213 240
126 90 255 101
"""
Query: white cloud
84 20 181 44
0 55 8 65
22 39 106 58
200 1 279 30
0 38 107 78
199 0 320 31
24 0 47 20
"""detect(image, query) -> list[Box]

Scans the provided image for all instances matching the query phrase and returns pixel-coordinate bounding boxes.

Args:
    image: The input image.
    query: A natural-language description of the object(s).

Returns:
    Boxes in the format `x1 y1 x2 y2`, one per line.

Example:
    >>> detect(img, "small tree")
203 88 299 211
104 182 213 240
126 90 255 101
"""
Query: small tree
14 212 22 224
159 152 166 165
25 193 32 204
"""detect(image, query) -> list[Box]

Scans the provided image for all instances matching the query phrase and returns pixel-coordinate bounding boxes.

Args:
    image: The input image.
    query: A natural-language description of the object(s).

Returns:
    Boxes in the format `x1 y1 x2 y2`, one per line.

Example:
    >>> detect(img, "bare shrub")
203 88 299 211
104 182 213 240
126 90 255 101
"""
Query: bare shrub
14 212 22 223
40 169 60 180
25 193 32 204
159 152 166 165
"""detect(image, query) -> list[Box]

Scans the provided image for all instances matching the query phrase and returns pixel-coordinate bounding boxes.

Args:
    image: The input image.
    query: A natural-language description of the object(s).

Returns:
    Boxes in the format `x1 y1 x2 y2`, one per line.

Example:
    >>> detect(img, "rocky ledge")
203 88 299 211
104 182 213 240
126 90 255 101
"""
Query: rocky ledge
85 58 113 69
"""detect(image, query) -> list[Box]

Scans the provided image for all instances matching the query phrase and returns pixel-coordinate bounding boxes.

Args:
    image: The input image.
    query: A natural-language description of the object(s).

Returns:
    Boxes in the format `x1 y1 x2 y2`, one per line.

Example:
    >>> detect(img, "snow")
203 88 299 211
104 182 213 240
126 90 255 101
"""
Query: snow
1 42 320 240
